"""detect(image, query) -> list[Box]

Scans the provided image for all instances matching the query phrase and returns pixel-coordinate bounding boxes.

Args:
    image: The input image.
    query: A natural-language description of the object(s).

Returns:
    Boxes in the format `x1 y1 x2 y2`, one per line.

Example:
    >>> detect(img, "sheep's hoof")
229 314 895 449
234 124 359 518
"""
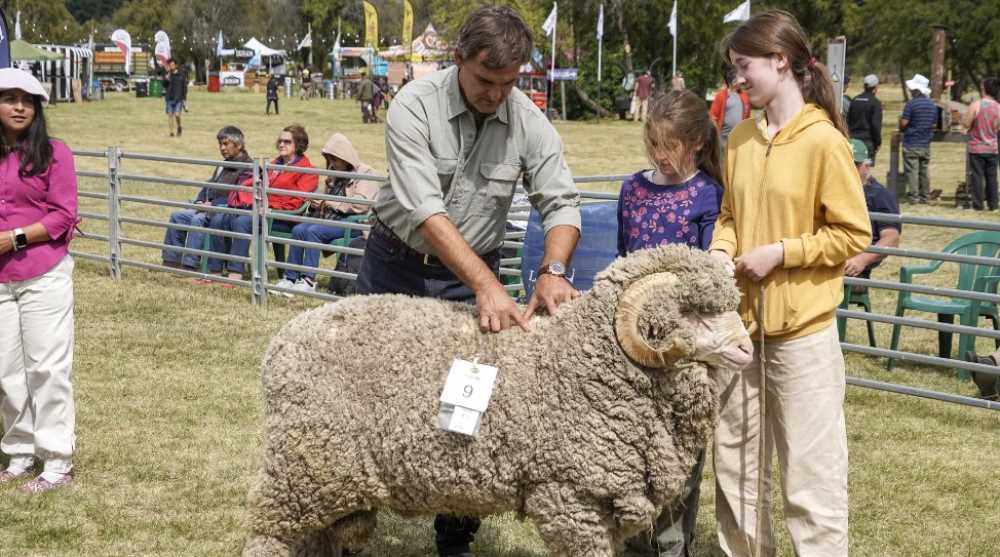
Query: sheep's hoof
242 535 293 557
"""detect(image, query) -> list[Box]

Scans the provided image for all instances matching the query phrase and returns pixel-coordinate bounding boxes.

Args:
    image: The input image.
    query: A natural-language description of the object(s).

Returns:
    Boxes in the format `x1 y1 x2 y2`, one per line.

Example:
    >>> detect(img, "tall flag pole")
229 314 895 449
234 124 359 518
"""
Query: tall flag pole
542 2 557 116
668 1 677 77
723 0 751 23
596 4 604 83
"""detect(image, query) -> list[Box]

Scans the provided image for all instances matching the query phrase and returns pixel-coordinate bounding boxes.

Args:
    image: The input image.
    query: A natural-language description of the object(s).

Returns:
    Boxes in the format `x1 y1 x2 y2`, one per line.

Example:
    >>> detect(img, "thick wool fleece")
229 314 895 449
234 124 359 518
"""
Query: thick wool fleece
243 245 741 557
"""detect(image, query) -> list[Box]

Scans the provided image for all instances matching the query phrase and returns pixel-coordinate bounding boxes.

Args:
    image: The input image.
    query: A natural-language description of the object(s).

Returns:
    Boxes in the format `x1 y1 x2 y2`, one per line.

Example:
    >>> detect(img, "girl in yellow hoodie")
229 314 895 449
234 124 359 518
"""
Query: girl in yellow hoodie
709 11 871 557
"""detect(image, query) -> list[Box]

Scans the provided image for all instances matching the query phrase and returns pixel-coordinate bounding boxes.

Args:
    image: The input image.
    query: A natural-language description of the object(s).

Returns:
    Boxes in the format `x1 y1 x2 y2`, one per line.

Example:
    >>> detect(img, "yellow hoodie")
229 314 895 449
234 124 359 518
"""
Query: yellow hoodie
710 104 872 340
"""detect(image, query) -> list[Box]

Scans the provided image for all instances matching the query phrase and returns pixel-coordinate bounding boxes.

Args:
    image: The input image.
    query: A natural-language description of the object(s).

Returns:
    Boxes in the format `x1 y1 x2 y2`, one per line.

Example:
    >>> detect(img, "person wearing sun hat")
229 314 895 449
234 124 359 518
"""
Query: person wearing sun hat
0 68 79 494
843 138 901 284
899 73 938 204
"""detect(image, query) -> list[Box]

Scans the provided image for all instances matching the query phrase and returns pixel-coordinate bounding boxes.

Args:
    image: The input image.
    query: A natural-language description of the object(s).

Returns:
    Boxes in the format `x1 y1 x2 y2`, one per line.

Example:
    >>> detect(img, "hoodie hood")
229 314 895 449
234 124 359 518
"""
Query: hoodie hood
753 103 835 145
321 133 364 171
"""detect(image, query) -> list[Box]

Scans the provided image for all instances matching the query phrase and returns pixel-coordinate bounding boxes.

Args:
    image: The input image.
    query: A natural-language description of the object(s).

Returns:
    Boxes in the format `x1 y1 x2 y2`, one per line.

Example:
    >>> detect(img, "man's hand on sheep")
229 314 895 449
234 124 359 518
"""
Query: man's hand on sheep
524 273 581 319
477 280 530 333
735 242 785 282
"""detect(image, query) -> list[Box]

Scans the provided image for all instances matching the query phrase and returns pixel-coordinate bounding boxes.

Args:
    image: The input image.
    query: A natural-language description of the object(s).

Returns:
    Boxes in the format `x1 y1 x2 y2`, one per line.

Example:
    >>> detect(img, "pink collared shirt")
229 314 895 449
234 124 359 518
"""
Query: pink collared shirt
0 140 78 282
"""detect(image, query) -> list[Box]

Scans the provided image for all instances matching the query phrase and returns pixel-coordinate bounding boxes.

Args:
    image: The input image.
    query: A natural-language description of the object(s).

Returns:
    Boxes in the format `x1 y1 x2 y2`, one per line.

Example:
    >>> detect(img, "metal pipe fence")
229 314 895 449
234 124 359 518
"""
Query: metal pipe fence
69 150 999 410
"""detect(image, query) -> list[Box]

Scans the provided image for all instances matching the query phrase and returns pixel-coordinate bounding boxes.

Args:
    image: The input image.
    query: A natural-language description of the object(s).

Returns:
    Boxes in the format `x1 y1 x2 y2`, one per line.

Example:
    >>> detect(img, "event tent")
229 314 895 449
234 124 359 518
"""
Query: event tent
242 37 286 69
11 40 63 62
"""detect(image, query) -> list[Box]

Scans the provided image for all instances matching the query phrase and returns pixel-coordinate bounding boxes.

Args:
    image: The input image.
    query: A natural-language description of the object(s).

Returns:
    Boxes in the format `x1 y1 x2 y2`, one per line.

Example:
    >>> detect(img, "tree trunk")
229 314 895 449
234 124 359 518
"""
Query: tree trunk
573 82 612 118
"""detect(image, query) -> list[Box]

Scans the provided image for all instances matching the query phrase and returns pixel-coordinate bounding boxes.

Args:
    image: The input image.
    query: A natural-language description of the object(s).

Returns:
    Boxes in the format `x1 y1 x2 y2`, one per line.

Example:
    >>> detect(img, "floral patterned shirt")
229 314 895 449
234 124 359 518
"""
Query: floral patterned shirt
617 169 723 256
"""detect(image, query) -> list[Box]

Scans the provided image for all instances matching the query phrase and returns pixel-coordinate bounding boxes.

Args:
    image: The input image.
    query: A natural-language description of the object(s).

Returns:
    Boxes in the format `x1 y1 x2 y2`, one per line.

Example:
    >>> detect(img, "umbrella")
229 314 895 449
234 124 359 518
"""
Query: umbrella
11 40 61 62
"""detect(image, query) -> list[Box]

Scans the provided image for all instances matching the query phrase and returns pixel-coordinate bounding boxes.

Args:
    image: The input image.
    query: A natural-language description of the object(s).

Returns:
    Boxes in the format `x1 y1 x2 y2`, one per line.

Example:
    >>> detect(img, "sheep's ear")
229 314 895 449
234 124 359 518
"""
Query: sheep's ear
614 273 689 368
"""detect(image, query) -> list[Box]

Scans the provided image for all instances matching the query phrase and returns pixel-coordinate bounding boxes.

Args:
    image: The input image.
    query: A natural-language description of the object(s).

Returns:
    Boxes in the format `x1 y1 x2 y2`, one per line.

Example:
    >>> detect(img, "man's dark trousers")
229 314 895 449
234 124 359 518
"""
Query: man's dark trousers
356 222 498 556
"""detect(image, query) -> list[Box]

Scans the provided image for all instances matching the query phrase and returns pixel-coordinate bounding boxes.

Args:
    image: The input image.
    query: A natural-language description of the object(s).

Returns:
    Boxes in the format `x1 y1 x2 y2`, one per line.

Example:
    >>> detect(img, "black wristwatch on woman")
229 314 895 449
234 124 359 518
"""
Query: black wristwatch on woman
11 228 28 251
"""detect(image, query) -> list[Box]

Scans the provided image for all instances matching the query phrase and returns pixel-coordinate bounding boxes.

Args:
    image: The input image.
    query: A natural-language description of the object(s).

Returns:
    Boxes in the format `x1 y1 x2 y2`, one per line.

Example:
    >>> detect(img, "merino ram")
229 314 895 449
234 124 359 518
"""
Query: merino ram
243 244 753 557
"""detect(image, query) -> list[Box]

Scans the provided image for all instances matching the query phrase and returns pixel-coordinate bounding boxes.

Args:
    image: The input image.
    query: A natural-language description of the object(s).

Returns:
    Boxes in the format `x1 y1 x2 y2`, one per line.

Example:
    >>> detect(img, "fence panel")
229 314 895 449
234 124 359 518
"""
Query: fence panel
69 149 999 410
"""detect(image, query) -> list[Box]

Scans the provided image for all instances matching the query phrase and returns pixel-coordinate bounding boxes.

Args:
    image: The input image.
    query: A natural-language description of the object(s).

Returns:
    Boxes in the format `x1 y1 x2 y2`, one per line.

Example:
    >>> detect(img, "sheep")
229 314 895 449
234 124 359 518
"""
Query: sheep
242 244 752 557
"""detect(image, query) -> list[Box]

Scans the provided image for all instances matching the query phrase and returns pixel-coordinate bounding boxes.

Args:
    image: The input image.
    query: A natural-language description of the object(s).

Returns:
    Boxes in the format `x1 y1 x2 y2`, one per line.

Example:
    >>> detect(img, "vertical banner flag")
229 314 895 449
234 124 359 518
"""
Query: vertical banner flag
154 30 171 67
216 31 224 57
668 1 677 37
363 1 379 50
723 0 751 23
596 4 603 40
14 10 20 41
403 0 414 53
0 8 10 69
668 0 677 76
542 3 558 37
596 4 604 82
111 29 133 75
297 25 312 50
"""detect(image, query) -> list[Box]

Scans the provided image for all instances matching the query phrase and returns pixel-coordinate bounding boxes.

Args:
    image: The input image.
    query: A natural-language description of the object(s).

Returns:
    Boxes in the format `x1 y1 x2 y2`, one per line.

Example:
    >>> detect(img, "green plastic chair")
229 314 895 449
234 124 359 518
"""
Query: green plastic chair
838 284 877 347
267 183 322 277
324 213 371 268
887 231 1000 371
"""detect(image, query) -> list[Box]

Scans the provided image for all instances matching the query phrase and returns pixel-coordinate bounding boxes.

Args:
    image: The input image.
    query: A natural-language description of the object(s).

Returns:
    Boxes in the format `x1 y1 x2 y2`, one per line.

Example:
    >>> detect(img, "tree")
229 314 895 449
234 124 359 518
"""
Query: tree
1 0 80 43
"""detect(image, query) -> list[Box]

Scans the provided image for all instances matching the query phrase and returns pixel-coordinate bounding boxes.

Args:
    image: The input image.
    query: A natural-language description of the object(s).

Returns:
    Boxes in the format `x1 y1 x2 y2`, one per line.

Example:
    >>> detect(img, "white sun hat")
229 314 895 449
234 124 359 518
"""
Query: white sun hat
0 68 49 102
905 73 931 96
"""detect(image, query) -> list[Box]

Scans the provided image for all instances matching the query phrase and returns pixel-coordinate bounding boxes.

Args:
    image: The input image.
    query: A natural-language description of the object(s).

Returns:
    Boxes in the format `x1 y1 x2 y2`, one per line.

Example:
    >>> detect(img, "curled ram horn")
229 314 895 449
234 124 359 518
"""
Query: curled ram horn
614 272 693 368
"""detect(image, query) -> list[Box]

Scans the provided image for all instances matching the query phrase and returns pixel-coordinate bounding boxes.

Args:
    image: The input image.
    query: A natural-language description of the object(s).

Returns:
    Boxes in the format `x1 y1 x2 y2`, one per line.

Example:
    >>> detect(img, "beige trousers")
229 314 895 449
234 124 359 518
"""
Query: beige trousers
714 322 848 557
0 255 76 474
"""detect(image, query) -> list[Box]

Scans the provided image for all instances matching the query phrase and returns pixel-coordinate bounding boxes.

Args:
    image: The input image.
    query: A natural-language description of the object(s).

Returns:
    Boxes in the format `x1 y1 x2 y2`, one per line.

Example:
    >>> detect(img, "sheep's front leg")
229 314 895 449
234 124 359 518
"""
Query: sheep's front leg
525 486 617 557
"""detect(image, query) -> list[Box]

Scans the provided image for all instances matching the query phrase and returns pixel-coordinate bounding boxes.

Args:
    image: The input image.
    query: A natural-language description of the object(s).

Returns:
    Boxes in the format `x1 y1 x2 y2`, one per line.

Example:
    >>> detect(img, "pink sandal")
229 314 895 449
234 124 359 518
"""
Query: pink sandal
0 469 30 484
20 474 73 494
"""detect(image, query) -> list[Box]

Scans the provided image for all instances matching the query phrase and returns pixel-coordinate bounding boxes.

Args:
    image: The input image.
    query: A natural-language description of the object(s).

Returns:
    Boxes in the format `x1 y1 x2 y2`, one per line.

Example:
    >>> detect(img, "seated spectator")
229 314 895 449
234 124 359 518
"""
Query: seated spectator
276 133 378 294
162 126 252 274
214 124 318 284
843 139 901 289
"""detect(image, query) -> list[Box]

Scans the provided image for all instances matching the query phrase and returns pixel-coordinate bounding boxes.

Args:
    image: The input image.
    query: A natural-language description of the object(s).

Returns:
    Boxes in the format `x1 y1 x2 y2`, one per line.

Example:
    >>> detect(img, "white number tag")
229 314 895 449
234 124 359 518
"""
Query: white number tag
439 358 497 412
438 358 499 437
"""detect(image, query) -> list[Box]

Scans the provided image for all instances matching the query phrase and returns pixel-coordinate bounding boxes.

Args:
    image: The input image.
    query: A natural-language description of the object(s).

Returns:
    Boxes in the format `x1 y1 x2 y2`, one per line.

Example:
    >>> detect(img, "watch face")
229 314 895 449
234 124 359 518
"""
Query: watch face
545 262 566 275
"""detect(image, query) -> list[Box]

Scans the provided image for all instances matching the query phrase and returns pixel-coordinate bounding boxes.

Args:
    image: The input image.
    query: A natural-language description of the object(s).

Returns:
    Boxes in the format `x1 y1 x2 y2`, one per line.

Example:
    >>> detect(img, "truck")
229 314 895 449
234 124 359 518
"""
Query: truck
93 45 151 92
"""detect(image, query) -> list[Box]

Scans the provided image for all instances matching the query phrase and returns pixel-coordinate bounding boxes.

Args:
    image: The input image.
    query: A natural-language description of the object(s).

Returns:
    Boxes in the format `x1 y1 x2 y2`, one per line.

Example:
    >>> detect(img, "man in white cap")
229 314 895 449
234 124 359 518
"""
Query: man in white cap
847 74 883 164
899 73 937 203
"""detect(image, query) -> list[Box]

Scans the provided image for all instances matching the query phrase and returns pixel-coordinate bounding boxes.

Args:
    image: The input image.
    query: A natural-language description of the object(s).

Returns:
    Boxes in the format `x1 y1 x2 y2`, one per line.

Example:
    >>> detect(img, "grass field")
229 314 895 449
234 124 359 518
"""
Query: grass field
0 85 998 557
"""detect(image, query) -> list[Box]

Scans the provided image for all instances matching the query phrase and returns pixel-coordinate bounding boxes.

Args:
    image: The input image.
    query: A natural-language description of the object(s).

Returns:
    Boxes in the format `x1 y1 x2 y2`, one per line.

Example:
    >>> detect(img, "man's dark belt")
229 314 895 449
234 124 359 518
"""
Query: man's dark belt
370 218 500 268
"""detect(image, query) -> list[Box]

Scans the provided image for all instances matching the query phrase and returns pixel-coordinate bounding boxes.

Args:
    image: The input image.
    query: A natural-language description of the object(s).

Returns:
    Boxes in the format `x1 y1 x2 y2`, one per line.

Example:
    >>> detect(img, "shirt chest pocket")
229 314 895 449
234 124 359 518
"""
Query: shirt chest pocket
434 157 458 200
477 162 521 216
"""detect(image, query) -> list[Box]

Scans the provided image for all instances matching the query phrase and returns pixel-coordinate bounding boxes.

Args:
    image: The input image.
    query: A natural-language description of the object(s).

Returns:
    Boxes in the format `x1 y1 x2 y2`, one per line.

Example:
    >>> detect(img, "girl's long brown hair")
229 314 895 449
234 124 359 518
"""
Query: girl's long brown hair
722 9 848 137
644 89 723 187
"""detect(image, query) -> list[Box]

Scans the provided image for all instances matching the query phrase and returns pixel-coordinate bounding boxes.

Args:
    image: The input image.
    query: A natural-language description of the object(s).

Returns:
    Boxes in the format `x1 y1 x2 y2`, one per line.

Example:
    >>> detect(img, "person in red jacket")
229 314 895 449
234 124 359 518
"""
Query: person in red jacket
212 125 318 284
709 68 751 147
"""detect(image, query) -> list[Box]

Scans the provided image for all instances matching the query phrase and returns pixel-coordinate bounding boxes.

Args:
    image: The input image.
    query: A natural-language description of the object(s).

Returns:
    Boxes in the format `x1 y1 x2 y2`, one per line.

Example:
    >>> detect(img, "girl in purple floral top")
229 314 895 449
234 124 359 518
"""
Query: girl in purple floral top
618 90 724 257
618 89 723 557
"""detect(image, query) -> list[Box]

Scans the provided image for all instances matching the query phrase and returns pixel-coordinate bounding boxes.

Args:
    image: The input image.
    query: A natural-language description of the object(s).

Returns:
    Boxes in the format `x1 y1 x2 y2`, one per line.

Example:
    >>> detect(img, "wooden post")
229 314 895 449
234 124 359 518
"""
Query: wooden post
930 25 947 100
887 131 902 201
560 80 567 121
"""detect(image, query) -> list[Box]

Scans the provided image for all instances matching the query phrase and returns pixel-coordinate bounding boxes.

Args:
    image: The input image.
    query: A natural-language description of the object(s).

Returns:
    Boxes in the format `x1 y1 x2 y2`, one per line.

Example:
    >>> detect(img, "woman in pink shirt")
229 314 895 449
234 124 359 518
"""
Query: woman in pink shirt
0 69 78 493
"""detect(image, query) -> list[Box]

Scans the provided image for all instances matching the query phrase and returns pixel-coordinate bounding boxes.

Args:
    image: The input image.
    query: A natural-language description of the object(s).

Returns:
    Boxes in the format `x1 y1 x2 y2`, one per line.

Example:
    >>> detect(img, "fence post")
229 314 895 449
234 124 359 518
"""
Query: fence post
887 131 902 202
106 146 123 280
251 160 267 306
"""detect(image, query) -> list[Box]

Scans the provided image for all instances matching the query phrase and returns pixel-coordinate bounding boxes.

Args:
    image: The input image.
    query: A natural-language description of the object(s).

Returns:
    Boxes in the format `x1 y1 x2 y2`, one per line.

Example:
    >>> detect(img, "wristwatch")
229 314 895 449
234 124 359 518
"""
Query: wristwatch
538 261 567 278
13 228 27 251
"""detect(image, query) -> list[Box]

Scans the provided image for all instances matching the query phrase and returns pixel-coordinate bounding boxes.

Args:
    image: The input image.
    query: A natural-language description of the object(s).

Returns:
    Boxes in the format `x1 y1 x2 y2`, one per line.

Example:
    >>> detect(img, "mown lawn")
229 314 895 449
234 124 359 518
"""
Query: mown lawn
0 86 997 556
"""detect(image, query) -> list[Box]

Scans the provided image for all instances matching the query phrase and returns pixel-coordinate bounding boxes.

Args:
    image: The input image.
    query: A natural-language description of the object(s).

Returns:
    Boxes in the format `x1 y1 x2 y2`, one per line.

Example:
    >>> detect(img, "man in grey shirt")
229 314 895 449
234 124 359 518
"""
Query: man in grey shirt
355 7 581 556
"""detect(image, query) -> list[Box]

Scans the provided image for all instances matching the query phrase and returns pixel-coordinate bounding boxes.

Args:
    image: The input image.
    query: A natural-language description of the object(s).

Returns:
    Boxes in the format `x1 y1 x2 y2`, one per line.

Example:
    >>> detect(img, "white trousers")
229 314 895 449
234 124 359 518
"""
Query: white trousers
714 322 849 557
0 255 76 474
